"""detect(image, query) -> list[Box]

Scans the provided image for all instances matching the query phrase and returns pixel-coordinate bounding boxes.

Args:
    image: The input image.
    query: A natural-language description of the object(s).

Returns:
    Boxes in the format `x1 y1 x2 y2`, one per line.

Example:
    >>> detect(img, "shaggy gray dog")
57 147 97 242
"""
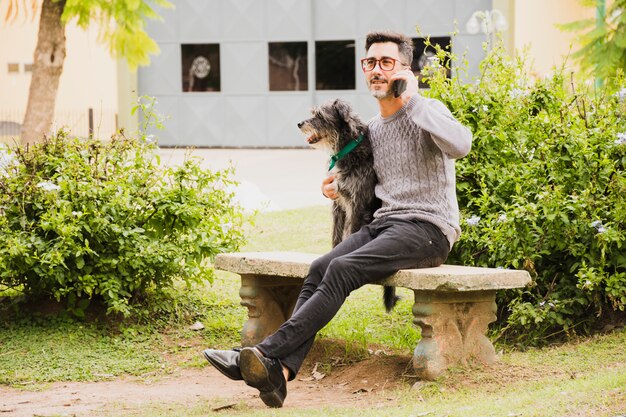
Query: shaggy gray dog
298 99 398 312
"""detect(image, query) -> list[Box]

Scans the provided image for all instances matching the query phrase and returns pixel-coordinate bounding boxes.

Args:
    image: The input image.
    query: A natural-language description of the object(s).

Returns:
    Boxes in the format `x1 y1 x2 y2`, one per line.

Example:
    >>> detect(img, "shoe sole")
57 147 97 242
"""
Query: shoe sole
202 350 242 381
240 348 285 408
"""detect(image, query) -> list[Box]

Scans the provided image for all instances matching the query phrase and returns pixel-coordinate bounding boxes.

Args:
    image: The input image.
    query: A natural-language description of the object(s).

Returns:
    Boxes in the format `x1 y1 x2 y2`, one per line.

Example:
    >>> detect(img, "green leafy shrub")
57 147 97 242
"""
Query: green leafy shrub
0 105 245 317
422 42 626 344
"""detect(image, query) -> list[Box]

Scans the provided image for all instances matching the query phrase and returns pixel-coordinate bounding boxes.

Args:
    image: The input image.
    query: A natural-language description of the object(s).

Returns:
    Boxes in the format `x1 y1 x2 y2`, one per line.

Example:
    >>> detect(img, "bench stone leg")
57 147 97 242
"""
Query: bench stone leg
411 290 497 380
238 274 302 347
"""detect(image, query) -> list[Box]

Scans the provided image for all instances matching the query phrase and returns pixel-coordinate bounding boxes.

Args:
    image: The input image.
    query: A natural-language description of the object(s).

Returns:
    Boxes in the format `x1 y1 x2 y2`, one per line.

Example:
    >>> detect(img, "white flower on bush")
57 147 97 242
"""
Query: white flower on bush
482 105 489 112
615 132 626 145
220 222 232 234
591 220 607 233
509 88 528 99
466 215 481 226
0 146 14 176
36 181 60 192
72 211 82 217
144 134 156 144
615 87 626 101
497 214 508 223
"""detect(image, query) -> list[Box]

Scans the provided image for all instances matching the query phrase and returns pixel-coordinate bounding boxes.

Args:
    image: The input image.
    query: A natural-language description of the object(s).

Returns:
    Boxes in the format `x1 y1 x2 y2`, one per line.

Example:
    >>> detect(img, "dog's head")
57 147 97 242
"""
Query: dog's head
297 99 364 152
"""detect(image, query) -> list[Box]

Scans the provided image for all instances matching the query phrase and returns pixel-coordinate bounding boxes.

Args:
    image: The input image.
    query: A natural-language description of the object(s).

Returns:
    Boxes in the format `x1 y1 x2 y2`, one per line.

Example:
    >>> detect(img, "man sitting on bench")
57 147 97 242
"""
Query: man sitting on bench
202 30 472 408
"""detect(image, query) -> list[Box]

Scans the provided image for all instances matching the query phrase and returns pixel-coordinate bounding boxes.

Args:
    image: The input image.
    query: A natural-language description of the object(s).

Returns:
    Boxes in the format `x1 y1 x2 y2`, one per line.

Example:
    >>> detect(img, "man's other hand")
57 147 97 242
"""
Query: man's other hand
322 175 339 200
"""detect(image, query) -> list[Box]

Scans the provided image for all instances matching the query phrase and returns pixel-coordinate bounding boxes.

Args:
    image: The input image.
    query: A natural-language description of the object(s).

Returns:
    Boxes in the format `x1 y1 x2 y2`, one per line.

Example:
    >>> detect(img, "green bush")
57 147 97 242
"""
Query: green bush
422 42 626 343
0 109 245 317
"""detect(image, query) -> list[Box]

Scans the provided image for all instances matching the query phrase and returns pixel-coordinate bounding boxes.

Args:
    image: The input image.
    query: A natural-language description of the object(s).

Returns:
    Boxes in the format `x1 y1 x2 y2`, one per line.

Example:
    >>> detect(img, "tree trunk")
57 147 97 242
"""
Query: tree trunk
20 0 66 146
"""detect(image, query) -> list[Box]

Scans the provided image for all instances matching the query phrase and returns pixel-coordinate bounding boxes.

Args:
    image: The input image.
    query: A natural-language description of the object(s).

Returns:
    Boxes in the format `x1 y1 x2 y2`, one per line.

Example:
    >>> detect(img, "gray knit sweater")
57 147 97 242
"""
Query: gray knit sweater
368 94 472 248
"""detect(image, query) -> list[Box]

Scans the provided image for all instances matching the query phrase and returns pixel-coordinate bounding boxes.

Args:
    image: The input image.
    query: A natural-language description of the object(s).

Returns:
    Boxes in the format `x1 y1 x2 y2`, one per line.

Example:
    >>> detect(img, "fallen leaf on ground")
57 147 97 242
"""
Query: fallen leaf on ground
352 387 372 394
212 403 237 411
188 321 204 331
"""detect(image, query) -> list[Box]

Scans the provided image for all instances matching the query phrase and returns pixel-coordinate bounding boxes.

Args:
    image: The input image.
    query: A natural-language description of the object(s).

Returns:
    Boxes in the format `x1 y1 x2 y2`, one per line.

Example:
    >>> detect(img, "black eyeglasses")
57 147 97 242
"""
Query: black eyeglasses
360 57 407 72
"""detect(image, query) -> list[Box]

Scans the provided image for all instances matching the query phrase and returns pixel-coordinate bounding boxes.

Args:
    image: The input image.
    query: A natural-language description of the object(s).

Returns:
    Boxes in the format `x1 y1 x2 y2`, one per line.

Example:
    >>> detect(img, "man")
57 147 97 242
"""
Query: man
203 30 472 408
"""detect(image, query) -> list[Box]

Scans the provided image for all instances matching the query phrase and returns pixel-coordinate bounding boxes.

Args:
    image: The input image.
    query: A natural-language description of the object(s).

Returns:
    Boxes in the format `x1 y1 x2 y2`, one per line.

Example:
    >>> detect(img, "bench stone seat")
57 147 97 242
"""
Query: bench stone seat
215 251 531 380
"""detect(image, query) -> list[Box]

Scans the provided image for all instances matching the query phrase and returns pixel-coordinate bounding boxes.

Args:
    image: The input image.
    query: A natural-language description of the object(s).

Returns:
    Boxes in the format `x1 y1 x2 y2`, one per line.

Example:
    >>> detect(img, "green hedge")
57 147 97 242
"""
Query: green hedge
424 43 626 343
0 130 245 317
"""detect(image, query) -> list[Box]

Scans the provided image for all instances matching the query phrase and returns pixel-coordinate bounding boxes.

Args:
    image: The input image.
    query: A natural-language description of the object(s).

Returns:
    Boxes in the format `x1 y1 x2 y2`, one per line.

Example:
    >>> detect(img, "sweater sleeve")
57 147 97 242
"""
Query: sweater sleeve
409 94 472 159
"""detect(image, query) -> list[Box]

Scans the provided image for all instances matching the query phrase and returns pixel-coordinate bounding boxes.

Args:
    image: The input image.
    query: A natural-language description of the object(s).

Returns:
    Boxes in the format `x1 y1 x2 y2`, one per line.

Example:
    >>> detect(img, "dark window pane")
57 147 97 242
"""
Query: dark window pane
315 40 355 90
269 42 308 91
181 44 220 92
411 37 451 88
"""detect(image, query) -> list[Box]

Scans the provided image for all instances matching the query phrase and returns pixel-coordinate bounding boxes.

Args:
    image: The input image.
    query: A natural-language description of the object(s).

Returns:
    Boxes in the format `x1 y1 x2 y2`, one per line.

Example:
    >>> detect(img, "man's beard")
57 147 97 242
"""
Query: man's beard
370 88 390 99
368 76 391 99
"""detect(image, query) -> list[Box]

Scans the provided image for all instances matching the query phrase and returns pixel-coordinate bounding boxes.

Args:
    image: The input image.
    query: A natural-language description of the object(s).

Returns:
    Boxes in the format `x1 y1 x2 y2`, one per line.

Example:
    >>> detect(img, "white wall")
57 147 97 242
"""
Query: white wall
513 0 593 77
0 4 118 138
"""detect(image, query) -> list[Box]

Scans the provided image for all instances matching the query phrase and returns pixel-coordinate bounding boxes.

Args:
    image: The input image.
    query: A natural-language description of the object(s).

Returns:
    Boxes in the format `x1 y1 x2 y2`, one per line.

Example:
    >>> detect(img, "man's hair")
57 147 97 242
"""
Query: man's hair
365 31 413 65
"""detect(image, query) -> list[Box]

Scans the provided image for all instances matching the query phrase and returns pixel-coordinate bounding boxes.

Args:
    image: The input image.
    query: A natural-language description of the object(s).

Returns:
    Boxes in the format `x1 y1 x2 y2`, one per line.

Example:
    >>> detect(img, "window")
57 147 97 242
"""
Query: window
411 37 451 88
269 42 308 91
315 40 355 90
7 63 19 74
181 44 220 92
24 63 34 72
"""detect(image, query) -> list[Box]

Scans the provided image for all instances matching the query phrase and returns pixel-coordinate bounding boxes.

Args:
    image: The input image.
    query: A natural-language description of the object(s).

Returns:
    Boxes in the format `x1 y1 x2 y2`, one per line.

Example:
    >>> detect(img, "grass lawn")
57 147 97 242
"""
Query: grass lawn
1 205 625 416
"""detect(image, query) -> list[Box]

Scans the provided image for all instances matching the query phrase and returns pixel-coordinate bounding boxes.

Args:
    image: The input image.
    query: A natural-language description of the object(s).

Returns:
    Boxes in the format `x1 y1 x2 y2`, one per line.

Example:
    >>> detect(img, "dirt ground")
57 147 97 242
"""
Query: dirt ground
0 348 412 417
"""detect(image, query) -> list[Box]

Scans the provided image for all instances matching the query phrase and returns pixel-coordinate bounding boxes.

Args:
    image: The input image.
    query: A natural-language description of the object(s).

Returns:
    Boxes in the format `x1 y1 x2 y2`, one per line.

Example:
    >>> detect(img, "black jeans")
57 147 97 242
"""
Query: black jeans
255 216 450 379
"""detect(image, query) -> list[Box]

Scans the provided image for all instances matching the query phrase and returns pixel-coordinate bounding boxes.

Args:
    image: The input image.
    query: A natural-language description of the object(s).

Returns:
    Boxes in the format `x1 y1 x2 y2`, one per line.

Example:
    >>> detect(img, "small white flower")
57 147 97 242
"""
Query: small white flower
597 226 607 234
591 220 603 229
36 181 60 192
220 222 232 233
71 211 82 216
539 301 546 307
584 280 592 287
498 214 508 222
509 88 527 99
615 87 626 101
615 132 626 145
0 146 15 176
482 105 489 112
466 215 481 226
548 302 555 308
145 134 156 144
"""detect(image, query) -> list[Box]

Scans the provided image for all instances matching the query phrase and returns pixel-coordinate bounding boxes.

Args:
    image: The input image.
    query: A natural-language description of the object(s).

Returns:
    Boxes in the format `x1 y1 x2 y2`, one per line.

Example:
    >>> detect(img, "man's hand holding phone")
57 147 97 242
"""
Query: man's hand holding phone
390 69 418 102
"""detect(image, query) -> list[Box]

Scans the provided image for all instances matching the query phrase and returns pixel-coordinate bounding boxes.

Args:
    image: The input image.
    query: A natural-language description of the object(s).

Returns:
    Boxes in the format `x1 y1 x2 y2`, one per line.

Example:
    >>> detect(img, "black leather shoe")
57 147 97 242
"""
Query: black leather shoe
239 347 287 408
202 348 243 381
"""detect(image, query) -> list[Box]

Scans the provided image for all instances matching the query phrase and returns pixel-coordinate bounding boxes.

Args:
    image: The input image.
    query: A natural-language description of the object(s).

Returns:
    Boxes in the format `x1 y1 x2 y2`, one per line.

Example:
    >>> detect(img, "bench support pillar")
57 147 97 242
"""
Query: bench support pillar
239 274 302 346
412 290 497 380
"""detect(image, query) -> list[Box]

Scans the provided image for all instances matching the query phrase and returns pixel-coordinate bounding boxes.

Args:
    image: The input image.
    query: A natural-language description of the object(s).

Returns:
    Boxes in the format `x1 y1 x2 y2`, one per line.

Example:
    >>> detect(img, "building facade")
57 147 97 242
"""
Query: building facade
0 0 594 147
138 0 492 147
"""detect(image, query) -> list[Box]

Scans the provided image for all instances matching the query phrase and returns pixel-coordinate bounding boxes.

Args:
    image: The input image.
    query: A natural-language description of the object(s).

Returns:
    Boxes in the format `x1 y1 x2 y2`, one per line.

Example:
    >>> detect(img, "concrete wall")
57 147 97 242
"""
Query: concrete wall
0 0 598 145
138 0 491 147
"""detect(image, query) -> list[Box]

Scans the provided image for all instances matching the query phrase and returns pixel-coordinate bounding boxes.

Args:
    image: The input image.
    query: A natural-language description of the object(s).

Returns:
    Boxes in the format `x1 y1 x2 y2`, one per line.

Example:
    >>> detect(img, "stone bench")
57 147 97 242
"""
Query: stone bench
214 251 531 380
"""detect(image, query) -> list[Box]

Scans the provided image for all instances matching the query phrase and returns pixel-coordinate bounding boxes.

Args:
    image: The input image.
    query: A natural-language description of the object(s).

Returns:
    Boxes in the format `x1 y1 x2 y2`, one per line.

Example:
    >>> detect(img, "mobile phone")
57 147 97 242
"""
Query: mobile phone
391 78 407 98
